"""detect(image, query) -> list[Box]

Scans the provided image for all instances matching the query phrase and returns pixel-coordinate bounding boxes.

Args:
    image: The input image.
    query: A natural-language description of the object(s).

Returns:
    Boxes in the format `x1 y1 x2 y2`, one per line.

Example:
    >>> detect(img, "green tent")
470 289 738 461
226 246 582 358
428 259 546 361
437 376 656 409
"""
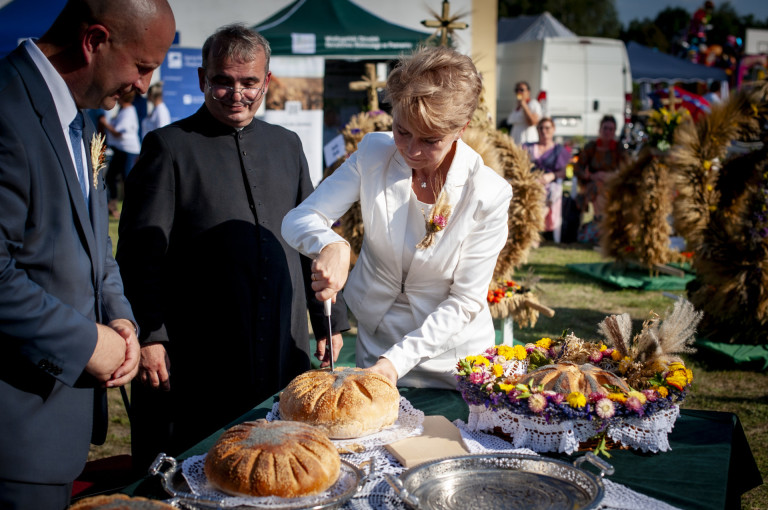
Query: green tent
253 0 431 57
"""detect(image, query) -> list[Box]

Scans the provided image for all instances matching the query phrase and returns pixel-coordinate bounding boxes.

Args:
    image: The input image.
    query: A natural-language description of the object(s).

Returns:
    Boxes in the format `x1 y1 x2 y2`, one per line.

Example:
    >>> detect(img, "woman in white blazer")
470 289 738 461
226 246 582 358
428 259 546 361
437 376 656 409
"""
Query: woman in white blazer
282 46 512 389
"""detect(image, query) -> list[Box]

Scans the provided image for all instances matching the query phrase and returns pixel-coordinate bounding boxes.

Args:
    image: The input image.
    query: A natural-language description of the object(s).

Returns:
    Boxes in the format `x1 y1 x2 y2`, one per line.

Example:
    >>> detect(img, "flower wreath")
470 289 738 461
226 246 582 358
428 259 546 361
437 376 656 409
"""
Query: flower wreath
456 299 701 456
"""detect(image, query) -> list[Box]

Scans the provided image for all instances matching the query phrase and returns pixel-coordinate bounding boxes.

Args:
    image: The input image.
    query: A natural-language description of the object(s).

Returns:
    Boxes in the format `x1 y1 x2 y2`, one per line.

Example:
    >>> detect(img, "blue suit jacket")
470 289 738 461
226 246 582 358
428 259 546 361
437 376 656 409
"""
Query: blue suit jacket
0 45 135 484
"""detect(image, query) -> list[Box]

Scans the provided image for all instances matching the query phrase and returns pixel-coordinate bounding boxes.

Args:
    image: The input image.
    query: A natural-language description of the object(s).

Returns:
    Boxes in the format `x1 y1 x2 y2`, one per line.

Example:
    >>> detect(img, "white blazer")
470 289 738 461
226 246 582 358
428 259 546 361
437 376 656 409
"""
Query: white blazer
282 132 512 388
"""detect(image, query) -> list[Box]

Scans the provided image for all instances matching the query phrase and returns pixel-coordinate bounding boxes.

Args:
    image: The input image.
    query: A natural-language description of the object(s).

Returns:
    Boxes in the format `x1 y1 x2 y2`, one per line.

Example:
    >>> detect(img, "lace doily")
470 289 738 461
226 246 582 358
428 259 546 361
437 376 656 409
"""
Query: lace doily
466 404 680 454
181 455 360 508
266 397 424 450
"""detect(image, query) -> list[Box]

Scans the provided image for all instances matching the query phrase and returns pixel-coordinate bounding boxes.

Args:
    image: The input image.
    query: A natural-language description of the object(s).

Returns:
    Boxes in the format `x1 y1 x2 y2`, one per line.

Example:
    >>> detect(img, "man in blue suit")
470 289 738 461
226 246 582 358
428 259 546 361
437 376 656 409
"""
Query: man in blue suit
0 1 176 508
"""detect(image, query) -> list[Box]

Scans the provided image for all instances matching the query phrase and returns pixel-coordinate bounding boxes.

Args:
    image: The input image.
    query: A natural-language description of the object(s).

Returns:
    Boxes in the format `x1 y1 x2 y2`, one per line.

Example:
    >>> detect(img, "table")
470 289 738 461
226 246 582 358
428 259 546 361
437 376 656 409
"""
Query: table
125 387 761 509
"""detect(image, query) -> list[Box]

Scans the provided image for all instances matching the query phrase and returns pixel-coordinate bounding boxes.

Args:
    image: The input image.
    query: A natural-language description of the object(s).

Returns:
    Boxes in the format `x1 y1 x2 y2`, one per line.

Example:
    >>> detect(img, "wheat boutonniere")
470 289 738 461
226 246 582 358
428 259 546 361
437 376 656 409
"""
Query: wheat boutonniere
90 133 107 188
416 189 452 250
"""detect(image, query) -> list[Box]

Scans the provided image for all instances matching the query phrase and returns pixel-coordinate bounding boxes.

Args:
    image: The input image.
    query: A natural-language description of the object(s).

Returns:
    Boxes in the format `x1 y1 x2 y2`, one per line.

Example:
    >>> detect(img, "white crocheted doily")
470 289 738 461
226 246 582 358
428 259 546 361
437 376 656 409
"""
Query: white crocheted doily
266 397 424 450
466 404 680 454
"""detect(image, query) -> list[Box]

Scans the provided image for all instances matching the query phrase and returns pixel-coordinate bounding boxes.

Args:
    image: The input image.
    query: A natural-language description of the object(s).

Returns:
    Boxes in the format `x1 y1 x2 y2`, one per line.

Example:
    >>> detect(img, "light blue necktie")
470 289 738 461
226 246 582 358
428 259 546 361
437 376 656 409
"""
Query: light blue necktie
69 111 89 211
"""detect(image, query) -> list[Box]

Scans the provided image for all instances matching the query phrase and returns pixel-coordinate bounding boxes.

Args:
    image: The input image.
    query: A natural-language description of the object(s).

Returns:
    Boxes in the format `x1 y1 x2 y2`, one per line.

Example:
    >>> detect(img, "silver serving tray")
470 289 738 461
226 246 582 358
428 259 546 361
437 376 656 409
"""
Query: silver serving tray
150 453 368 510
385 452 613 510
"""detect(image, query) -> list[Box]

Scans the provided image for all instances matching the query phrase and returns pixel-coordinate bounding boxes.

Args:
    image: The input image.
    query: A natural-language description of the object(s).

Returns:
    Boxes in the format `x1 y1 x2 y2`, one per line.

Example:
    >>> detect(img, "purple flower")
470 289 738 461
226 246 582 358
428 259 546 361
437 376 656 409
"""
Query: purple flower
588 391 606 403
642 389 658 402
549 393 565 405
625 396 644 414
432 214 447 230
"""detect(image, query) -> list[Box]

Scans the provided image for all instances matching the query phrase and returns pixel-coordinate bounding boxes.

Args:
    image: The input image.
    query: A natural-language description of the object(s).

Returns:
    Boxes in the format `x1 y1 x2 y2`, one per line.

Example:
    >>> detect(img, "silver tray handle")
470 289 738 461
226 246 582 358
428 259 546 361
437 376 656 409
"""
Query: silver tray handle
384 473 420 508
149 453 184 499
574 451 615 478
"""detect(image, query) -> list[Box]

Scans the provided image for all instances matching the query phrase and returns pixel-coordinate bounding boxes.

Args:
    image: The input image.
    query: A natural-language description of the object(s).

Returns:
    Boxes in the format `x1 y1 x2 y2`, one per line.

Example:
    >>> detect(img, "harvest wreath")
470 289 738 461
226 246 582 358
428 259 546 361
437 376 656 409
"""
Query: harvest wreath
456 299 701 456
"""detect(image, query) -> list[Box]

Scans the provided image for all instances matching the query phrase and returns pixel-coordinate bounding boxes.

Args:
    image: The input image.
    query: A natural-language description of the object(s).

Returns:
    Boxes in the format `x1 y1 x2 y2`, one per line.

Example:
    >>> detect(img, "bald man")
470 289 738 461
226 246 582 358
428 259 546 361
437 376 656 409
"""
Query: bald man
0 1 175 508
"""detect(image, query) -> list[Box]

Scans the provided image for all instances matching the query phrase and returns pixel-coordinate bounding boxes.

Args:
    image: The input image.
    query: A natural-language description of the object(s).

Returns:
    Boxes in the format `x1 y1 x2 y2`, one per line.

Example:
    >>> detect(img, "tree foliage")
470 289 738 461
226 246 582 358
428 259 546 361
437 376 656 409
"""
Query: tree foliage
498 0 621 38
618 1 768 52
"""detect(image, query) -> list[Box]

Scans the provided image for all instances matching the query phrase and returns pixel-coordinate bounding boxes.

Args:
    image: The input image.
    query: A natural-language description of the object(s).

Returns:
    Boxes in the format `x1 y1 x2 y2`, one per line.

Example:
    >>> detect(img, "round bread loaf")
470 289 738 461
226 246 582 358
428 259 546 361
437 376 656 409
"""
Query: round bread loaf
279 367 400 439
526 362 631 395
69 494 176 509
204 419 340 498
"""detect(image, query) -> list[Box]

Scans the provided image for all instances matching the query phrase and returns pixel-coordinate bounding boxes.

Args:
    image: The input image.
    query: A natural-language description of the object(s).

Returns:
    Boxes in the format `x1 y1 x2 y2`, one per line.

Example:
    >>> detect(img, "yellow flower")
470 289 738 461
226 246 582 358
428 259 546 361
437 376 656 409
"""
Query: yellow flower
496 345 514 360
703 160 712 171
666 372 688 391
498 383 514 393
649 360 667 373
668 362 686 372
536 337 553 349
656 386 669 398
610 350 622 361
599 344 608 352
567 392 587 408
685 368 693 384
628 390 647 405
467 355 489 367
492 364 504 378
618 357 633 374
512 344 528 360
607 392 627 403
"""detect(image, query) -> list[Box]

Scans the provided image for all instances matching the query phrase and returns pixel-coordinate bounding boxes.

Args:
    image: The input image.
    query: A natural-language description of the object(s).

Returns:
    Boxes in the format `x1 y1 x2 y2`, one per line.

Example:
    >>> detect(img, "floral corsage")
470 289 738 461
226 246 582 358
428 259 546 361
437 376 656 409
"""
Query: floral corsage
90 133 107 188
417 190 452 249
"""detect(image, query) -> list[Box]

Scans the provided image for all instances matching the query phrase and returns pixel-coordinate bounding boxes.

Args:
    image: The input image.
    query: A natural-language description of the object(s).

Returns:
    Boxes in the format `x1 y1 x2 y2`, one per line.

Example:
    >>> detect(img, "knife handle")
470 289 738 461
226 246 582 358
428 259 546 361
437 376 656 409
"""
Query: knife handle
323 298 332 317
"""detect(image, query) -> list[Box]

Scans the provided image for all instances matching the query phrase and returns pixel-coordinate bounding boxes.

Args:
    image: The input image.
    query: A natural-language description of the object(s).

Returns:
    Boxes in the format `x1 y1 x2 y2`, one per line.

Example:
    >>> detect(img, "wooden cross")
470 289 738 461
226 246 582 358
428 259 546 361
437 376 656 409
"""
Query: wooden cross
421 0 468 47
349 63 386 112
660 87 684 112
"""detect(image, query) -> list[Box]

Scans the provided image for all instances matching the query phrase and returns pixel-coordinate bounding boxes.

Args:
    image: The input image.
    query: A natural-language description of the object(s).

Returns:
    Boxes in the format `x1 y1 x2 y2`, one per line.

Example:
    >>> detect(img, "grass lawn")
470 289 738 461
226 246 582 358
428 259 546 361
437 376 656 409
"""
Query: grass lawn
94 216 766 507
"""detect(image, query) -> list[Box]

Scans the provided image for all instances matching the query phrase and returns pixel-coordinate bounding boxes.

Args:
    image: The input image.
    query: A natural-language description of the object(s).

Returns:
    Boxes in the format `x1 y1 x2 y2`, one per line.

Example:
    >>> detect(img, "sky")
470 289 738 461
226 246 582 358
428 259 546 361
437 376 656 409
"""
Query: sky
616 0 768 25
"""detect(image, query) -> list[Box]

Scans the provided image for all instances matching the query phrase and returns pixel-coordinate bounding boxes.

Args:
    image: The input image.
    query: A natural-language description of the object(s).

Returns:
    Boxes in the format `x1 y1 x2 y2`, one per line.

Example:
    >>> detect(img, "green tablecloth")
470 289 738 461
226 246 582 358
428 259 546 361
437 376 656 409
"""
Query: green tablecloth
567 262 696 290
125 387 761 509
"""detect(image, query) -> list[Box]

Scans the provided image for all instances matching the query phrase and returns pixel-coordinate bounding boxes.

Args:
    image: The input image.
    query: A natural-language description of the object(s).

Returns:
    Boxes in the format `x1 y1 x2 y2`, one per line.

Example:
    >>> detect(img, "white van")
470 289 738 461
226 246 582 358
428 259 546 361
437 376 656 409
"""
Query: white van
496 37 633 141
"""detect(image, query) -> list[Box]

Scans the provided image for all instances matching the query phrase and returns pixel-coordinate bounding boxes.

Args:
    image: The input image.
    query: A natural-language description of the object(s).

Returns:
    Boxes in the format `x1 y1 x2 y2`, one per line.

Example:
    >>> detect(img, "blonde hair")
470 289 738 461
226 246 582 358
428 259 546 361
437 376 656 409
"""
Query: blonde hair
384 46 482 136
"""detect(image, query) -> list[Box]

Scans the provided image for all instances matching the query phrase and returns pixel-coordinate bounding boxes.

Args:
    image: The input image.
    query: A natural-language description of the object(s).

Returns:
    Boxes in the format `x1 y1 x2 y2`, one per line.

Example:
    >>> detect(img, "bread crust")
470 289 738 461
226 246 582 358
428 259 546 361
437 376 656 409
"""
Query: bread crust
203 420 340 498
69 494 176 509
279 367 400 439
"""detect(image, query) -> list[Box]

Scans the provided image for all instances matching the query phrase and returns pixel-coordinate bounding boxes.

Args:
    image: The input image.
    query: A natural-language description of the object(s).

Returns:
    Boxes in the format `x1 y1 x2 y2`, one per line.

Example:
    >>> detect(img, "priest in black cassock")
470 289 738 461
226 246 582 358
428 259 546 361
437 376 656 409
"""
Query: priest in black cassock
116 24 349 473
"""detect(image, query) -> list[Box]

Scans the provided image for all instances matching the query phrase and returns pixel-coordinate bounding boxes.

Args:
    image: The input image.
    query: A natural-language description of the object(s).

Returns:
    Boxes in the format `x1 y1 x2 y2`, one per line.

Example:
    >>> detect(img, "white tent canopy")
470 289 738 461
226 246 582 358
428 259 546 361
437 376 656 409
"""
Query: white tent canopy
497 11 576 43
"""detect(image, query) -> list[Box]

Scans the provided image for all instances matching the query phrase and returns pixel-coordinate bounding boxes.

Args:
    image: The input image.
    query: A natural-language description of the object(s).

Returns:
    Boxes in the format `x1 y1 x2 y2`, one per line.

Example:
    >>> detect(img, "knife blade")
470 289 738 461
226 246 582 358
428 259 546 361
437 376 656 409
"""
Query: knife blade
324 298 334 371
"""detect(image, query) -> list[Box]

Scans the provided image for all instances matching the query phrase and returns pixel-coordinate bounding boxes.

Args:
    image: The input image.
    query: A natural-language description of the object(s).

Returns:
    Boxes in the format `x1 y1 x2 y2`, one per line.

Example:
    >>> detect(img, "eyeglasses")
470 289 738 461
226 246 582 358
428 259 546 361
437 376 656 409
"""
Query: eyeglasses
205 78 267 105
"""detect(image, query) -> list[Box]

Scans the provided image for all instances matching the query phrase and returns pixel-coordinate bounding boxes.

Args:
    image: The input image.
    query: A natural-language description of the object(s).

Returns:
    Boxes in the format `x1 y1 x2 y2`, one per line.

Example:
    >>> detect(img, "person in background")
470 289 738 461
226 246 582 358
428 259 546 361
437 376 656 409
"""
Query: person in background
105 90 140 218
506 80 541 145
704 80 722 105
0 0 175 508
116 24 349 475
141 81 171 140
573 114 627 244
523 117 571 242
282 46 512 389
